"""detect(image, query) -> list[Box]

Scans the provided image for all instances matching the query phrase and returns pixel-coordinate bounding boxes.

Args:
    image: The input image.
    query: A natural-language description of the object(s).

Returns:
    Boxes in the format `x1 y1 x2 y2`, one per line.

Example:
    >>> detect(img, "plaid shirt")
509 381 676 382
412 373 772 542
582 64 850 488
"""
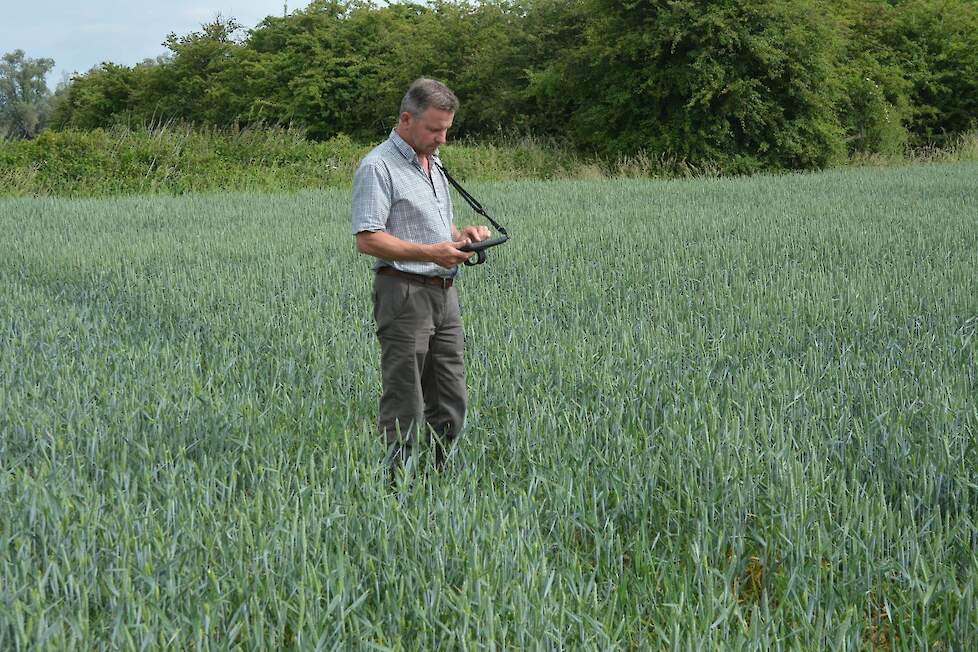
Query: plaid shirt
351 130 456 278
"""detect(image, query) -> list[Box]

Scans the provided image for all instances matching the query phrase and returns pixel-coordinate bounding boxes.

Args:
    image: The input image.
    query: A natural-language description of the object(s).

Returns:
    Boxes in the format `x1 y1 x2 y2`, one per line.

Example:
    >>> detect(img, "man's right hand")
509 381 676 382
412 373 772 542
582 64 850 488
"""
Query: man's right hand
429 239 475 269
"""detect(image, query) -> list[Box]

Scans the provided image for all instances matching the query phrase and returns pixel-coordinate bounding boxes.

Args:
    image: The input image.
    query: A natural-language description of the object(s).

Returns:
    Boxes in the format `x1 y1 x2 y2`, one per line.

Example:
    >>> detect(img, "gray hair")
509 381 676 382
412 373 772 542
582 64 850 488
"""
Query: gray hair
399 78 459 117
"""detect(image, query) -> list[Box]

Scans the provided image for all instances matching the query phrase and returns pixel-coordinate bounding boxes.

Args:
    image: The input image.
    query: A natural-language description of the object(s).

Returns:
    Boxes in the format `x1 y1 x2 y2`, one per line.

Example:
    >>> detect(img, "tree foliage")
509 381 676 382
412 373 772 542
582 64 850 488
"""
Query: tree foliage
526 0 849 170
45 0 978 170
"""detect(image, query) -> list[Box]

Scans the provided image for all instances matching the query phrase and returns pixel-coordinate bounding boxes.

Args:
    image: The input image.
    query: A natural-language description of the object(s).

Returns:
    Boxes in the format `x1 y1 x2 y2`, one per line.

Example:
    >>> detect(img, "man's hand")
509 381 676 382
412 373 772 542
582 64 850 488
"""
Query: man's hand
429 239 475 269
459 225 491 243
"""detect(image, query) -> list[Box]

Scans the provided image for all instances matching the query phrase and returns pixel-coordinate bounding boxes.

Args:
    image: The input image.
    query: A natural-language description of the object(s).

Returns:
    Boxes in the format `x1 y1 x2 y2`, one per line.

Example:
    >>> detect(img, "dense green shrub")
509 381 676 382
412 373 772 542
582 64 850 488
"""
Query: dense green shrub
830 1 911 157
0 127 595 197
0 127 368 196
886 0 978 146
526 0 850 171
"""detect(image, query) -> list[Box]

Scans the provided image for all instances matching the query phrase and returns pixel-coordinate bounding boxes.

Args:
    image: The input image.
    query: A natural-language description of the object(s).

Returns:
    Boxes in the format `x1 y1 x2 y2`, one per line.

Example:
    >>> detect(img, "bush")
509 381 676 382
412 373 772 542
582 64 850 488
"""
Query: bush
526 0 849 171
0 126 593 197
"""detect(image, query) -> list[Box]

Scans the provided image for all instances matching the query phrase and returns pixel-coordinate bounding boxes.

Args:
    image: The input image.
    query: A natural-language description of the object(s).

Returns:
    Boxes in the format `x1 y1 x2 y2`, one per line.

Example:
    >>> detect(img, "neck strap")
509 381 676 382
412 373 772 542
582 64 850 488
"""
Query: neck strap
434 162 508 236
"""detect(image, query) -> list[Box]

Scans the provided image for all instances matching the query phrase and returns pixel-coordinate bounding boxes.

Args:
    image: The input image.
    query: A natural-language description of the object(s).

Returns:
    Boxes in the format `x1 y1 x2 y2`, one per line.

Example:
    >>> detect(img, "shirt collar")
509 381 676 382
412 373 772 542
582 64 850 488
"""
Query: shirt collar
389 129 440 165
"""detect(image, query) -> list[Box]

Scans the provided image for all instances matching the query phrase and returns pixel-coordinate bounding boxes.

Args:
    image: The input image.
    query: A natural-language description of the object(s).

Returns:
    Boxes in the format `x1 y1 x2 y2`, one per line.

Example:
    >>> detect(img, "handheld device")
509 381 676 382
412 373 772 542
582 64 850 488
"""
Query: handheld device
459 235 509 265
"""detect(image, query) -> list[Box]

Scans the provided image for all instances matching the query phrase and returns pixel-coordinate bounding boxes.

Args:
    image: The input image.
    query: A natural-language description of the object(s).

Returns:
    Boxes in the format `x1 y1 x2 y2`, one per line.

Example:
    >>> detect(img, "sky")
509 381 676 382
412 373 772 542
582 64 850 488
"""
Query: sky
1 1 291 88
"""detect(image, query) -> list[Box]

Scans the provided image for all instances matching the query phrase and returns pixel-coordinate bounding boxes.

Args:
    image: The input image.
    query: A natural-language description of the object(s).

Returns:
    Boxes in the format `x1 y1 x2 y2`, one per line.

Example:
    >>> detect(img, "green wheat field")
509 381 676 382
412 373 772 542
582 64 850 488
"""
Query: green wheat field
1 162 976 650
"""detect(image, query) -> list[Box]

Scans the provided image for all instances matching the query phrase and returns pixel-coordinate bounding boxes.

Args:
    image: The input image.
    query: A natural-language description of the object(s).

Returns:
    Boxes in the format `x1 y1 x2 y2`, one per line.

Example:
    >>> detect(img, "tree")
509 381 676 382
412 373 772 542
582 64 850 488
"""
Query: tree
0 49 55 139
888 0 978 146
525 0 849 171
42 0 978 167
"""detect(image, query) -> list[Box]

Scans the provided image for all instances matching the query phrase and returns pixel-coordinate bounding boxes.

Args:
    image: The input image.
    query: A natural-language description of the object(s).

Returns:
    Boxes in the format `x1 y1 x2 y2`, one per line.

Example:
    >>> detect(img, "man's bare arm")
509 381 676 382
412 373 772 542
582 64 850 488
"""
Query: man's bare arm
356 231 474 269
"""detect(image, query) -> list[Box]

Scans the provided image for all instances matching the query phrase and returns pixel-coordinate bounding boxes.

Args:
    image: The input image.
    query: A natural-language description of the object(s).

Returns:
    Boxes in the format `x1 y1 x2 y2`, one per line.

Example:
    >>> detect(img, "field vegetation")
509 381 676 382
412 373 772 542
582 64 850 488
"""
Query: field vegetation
1 161 975 649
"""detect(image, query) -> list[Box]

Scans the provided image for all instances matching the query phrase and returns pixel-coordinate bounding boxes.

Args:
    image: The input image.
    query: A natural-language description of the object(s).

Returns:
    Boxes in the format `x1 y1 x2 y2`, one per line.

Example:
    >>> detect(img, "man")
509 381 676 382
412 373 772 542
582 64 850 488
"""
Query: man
351 78 490 479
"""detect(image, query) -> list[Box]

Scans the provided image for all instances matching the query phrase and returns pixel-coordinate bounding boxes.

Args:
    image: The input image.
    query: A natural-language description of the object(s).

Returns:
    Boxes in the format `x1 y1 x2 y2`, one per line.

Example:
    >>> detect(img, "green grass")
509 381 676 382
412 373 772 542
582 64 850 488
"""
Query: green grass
1 162 976 649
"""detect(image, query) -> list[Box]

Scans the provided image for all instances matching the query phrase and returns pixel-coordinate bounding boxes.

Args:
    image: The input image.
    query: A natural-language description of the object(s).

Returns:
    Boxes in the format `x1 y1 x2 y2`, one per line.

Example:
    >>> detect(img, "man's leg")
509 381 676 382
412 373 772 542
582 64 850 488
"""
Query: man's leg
374 275 435 479
421 285 467 469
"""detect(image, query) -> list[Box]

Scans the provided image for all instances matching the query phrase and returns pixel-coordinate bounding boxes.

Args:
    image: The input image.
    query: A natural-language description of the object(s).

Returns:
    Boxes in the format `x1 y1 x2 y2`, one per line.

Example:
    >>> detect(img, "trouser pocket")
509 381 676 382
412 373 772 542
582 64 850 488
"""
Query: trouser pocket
373 274 413 333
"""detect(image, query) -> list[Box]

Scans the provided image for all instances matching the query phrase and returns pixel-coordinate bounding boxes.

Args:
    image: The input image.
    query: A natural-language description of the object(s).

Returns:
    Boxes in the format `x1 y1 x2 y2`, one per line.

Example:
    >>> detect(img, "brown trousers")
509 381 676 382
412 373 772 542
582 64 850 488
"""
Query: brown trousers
373 272 467 471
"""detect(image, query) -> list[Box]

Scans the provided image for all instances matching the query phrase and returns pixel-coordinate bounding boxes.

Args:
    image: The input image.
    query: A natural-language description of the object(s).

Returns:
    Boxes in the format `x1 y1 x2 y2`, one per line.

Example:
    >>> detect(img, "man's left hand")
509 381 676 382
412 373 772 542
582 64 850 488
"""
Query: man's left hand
460 225 491 243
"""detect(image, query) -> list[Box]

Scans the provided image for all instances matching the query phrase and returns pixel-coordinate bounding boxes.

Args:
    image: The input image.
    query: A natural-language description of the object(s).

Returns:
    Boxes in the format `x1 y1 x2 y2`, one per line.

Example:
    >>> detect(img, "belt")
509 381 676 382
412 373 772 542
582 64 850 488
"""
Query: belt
376 266 454 288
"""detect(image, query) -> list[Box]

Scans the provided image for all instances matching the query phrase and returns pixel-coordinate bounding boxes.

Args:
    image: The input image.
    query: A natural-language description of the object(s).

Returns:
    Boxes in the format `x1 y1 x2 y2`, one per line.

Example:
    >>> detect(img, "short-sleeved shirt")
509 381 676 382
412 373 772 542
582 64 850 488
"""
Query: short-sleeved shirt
351 130 456 278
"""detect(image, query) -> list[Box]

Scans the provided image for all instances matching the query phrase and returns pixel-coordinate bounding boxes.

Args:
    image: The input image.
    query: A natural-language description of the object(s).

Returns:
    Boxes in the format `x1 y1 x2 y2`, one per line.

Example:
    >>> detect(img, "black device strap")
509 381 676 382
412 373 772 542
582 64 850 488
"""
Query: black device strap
434 162 508 236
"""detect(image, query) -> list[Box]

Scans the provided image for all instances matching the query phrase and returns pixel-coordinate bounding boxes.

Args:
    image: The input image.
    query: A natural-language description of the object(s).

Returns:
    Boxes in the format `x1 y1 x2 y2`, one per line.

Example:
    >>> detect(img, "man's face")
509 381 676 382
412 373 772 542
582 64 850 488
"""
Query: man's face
401 107 454 156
